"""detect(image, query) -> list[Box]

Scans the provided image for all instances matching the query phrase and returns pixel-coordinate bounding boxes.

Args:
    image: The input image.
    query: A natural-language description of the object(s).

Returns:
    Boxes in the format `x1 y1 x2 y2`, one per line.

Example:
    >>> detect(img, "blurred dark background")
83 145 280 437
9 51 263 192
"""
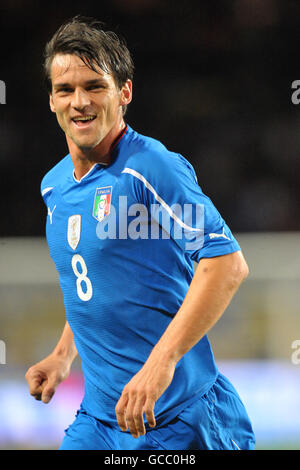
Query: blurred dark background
0 0 299 236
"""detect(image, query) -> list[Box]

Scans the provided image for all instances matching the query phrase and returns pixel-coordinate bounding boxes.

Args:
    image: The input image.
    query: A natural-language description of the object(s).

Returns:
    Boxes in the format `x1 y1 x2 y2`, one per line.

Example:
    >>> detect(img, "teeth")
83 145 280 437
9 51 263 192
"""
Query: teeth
73 116 95 122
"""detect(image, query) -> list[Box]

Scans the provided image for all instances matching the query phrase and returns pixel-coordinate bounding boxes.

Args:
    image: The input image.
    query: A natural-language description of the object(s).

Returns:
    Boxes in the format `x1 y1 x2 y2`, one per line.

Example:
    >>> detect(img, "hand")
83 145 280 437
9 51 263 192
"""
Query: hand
115 349 176 438
25 353 71 404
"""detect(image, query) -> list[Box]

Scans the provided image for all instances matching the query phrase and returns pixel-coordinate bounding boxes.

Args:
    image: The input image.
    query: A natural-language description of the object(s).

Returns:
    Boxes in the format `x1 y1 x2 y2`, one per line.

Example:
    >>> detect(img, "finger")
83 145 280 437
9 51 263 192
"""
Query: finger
125 395 139 438
144 397 156 428
31 382 43 401
41 376 59 403
28 376 44 397
133 396 146 437
125 413 138 439
115 393 129 432
41 384 55 404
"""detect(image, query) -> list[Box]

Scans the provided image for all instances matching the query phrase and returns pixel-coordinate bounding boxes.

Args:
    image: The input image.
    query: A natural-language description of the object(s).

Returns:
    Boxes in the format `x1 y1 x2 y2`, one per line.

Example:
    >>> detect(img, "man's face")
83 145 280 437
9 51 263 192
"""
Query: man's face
49 54 132 151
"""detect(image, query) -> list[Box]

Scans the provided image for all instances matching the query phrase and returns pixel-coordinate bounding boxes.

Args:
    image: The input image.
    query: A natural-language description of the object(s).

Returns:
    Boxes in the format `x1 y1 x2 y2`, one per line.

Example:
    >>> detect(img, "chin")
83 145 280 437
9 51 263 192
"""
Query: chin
68 130 106 152
73 137 100 151
77 143 98 152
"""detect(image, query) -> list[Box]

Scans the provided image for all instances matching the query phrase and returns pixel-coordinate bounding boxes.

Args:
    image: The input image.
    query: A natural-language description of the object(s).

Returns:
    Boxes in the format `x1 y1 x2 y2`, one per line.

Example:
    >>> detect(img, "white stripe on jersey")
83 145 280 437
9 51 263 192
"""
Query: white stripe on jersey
122 167 202 232
41 187 53 196
231 439 241 450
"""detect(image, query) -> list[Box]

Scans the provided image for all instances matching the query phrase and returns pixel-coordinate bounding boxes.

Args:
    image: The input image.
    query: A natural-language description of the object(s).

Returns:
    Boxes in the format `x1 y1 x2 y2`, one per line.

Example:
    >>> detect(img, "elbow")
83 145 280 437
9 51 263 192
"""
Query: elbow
228 253 249 289
234 258 249 286
240 261 249 282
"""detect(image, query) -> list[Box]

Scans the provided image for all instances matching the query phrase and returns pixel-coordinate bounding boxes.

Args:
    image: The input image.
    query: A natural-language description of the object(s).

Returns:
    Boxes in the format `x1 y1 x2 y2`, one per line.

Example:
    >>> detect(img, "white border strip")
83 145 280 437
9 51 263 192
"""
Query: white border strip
231 439 241 450
122 167 202 232
73 164 98 183
41 187 53 197
73 162 109 183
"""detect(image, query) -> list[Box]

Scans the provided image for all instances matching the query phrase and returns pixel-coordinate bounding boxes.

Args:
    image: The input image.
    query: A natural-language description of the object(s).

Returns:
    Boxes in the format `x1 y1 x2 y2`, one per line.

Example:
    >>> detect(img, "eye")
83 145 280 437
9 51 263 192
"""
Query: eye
56 88 73 94
86 85 104 91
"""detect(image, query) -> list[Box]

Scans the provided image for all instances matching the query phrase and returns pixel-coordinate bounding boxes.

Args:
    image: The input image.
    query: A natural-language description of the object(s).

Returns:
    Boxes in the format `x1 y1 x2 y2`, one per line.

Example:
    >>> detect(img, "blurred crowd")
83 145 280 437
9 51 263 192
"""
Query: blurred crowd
0 0 299 235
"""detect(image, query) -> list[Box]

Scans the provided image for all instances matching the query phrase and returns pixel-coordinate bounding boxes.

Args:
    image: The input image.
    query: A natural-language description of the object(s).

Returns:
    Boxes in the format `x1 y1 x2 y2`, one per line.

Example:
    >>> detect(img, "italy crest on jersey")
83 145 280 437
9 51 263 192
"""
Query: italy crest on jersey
93 186 112 222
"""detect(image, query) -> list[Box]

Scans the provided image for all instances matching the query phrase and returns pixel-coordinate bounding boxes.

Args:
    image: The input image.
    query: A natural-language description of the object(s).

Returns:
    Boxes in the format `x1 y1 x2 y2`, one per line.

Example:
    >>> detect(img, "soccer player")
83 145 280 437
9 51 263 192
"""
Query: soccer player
25 16 255 450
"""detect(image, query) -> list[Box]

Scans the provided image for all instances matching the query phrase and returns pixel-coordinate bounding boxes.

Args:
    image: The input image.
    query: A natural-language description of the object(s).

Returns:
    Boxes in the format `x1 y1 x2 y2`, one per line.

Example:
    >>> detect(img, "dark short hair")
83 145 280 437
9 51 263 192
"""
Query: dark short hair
44 15 134 115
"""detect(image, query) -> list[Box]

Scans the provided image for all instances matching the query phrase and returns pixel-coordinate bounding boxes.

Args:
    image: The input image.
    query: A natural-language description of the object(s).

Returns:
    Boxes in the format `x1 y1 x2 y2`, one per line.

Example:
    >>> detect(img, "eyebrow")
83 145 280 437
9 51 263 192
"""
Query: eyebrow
53 78 107 90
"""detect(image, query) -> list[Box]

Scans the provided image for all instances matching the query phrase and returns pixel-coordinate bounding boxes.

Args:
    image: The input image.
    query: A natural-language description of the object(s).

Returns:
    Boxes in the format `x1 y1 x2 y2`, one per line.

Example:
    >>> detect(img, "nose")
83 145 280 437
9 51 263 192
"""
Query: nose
71 87 91 110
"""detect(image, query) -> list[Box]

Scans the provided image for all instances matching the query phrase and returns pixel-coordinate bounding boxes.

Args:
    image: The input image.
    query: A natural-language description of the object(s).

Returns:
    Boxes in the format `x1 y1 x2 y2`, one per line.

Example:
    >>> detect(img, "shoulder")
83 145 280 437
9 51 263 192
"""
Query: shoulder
41 153 73 198
123 127 198 185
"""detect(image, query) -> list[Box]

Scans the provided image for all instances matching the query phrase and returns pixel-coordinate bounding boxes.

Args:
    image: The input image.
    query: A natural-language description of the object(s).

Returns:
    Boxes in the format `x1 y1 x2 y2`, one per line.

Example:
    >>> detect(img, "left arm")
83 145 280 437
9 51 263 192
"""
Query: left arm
115 250 249 438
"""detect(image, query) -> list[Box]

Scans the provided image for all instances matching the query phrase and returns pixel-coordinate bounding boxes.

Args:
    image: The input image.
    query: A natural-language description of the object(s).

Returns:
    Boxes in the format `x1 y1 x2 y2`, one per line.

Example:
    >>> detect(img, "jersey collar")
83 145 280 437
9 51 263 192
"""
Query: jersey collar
71 124 129 183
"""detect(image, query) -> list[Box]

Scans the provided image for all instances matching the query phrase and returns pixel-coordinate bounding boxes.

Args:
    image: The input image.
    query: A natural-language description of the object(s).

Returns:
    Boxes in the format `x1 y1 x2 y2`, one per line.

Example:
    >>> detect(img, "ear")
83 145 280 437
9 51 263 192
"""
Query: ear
120 79 133 107
49 92 56 113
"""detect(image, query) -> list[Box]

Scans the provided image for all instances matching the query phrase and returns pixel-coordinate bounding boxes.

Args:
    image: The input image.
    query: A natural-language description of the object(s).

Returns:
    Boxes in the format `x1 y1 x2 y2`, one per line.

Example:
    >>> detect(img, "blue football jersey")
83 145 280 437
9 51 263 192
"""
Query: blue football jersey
41 125 241 428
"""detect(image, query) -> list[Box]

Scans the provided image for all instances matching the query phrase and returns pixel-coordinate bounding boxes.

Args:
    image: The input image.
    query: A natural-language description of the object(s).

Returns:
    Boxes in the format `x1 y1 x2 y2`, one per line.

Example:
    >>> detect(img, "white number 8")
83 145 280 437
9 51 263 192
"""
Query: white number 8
71 254 93 301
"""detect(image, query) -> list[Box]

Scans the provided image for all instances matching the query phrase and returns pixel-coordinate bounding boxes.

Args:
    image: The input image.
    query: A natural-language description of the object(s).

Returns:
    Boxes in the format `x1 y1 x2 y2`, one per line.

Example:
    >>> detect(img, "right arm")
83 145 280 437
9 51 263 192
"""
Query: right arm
25 321 77 403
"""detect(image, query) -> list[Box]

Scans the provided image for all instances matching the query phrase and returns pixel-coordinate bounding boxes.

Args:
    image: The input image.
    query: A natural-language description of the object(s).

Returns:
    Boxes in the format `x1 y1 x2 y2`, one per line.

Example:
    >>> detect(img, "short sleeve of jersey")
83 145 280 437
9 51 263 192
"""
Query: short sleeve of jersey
123 148 240 262
40 154 74 206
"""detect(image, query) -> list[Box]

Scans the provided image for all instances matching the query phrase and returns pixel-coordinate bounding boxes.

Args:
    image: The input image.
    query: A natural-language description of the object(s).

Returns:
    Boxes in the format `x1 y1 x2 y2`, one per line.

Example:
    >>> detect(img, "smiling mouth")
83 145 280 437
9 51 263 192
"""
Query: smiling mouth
71 115 97 127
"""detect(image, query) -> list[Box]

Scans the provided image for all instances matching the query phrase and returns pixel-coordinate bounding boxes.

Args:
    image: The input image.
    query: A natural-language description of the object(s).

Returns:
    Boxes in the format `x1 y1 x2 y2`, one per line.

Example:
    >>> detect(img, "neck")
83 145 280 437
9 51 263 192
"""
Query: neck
67 118 127 181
